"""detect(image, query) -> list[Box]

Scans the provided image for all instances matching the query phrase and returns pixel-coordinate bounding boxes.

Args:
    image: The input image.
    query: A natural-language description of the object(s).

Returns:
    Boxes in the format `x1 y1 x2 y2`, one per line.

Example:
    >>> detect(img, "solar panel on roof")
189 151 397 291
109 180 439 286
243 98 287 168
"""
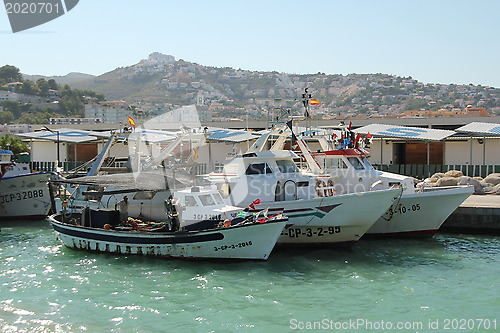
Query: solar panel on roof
17 128 109 143
455 122 500 136
355 124 455 141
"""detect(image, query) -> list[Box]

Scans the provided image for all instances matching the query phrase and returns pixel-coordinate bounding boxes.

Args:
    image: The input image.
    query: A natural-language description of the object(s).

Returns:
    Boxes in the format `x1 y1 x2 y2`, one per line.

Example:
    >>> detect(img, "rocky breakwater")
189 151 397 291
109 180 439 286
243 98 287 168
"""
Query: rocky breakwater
419 171 500 195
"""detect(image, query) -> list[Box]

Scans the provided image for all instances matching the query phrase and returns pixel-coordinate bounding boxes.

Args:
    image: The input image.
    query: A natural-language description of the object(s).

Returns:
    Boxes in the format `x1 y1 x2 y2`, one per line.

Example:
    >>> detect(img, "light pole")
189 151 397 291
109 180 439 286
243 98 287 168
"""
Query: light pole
42 126 60 167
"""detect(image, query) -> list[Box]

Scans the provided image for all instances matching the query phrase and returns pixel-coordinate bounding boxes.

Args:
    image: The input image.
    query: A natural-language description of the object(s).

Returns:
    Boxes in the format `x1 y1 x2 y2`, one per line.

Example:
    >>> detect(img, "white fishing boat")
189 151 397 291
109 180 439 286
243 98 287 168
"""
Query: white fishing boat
206 149 402 245
0 149 56 220
311 147 474 237
48 210 288 260
255 88 473 237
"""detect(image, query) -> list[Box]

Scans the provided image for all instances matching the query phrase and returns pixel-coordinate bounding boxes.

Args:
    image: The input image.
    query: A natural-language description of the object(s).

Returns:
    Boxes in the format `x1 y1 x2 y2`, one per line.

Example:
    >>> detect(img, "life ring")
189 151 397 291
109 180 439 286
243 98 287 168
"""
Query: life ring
327 180 335 196
316 180 326 197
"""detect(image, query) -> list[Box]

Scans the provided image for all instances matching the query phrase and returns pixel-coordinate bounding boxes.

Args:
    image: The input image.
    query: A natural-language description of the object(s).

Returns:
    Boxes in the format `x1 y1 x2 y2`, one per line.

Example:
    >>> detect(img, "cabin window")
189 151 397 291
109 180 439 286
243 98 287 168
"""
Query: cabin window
347 157 365 170
245 163 272 175
325 158 348 169
276 159 298 173
200 194 216 206
133 191 156 200
184 195 198 206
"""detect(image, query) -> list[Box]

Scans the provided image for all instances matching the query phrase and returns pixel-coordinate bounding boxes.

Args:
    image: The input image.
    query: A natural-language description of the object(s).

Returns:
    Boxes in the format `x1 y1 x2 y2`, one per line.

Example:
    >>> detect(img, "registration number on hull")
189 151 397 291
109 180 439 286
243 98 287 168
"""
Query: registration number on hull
0 189 44 203
281 226 341 238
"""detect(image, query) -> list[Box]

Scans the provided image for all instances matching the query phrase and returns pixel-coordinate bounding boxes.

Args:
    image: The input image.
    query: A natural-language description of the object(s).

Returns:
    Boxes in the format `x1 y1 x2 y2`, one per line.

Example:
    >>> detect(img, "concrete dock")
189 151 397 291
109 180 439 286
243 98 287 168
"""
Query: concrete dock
441 195 500 234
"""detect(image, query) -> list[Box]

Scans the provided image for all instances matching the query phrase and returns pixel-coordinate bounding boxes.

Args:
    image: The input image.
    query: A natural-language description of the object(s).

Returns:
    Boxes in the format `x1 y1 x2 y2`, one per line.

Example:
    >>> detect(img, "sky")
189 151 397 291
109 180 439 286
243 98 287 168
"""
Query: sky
1 0 500 88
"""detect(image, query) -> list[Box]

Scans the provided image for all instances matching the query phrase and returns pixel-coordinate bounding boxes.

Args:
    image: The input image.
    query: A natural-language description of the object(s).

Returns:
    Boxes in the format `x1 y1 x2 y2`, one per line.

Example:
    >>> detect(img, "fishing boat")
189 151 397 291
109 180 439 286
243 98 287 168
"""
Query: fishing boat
256 89 473 237
206 149 403 245
47 209 288 260
276 121 474 237
311 145 473 237
0 149 56 220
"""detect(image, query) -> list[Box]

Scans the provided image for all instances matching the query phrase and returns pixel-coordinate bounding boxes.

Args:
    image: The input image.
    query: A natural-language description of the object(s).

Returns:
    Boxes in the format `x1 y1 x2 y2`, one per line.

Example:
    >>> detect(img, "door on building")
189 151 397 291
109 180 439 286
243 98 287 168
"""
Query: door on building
392 141 443 164
68 143 98 164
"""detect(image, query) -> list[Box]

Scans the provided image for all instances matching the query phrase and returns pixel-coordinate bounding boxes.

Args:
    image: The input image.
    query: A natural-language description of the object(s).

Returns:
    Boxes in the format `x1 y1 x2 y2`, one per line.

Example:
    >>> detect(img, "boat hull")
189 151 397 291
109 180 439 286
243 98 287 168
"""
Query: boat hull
48 214 287 260
0 172 55 220
248 188 402 245
365 186 474 237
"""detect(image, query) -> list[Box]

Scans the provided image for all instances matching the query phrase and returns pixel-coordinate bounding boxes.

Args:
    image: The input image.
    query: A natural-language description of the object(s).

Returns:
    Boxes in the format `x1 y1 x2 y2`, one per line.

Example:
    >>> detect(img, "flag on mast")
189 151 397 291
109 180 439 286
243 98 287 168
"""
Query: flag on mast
127 116 137 127
310 99 320 105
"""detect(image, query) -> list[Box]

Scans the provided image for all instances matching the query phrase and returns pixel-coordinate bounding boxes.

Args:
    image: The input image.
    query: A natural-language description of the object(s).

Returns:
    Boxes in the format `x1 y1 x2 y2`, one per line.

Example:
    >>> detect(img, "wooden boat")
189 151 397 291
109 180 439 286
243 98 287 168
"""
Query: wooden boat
47 210 288 260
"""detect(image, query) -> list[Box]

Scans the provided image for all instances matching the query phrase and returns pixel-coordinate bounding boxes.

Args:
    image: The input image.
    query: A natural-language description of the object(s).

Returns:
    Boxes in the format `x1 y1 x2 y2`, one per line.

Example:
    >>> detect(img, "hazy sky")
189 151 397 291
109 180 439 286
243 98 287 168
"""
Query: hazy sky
1 0 499 88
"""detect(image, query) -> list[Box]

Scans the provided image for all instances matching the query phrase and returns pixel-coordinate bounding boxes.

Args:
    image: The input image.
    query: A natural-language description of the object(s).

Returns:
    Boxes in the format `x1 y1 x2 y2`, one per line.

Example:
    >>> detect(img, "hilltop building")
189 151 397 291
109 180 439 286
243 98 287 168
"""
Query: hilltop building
50 118 102 125
399 105 489 118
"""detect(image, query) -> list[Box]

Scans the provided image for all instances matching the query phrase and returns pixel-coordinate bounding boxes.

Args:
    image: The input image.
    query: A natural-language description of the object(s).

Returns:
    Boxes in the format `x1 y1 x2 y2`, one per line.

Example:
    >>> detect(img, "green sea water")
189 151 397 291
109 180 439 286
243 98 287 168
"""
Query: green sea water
0 220 498 332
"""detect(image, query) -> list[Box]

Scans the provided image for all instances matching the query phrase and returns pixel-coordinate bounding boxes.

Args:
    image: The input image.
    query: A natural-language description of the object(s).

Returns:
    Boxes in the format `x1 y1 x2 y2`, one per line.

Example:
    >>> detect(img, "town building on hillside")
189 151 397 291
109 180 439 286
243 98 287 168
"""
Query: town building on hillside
0 124 32 134
0 91 18 102
6 82 22 92
84 102 131 124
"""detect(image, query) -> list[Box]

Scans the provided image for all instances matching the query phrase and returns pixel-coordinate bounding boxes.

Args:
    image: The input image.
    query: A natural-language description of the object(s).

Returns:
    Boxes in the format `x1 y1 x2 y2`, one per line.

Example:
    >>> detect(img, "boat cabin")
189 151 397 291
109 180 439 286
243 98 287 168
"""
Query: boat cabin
312 148 415 194
207 150 318 206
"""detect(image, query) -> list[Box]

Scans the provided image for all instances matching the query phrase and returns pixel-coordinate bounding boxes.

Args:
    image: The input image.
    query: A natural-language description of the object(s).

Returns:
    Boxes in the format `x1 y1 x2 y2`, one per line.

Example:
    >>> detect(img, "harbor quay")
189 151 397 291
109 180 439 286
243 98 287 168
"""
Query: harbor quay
442 195 500 234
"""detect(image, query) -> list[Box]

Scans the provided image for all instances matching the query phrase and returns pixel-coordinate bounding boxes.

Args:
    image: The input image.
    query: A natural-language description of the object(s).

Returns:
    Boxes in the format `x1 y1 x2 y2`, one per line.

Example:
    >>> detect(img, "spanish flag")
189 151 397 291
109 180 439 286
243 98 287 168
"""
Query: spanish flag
127 116 136 127
310 99 320 105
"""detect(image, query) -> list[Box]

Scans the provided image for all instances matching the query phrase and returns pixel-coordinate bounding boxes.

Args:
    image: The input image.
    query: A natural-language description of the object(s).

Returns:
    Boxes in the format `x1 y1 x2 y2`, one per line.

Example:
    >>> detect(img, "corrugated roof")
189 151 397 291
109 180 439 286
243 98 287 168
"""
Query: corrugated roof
355 124 455 141
454 122 500 136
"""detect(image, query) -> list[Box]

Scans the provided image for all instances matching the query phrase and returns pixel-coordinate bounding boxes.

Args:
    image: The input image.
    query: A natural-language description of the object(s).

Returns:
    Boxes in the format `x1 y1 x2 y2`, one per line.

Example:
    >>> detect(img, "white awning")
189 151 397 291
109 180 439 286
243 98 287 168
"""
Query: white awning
355 124 455 141
454 122 500 136
17 128 110 143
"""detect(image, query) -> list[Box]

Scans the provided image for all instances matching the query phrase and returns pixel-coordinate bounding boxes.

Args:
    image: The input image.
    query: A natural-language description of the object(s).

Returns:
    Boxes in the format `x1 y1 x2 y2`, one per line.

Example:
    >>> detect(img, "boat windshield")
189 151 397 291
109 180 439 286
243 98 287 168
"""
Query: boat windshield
212 193 224 205
276 159 298 173
347 157 365 170
360 157 374 169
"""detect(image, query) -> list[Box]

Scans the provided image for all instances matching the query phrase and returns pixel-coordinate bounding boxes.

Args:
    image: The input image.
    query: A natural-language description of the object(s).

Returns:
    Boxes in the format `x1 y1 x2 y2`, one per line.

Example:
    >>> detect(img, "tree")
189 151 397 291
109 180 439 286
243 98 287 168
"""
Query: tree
0 110 15 124
36 78 50 95
0 133 28 155
0 65 22 84
19 81 37 95
47 79 58 90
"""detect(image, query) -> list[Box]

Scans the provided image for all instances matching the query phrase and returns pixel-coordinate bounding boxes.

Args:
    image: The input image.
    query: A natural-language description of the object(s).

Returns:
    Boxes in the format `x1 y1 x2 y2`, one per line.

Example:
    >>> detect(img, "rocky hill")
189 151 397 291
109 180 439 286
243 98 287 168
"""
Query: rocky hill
70 52 500 119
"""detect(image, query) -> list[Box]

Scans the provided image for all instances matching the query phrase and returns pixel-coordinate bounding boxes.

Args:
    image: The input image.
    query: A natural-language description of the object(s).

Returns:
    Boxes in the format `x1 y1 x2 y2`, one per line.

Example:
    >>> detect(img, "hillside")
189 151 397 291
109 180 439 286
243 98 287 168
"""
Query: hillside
23 72 96 86
70 52 500 118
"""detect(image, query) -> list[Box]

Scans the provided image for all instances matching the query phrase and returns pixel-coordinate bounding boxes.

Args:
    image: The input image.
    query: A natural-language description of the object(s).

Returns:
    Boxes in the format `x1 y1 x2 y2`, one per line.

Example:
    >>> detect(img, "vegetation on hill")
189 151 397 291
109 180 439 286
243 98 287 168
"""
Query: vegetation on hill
0 65 105 124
